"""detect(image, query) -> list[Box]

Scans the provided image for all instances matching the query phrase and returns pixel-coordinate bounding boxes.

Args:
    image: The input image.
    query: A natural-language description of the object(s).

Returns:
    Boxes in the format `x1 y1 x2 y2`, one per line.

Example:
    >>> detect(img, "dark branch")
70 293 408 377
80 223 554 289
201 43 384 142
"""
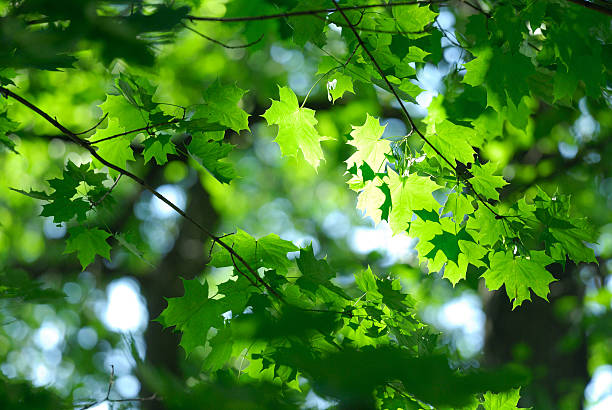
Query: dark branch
90 174 122 209
315 13 433 35
332 1 503 219
181 23 265 48
0 85 282 301
88 119 180 145
75 113 108 135
186 1 445 22
566 0 612 16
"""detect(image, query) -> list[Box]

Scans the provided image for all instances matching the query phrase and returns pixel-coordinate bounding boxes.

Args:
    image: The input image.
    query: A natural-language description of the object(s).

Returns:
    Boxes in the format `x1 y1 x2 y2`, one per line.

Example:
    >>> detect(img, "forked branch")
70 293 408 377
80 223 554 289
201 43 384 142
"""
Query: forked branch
0 86 282 300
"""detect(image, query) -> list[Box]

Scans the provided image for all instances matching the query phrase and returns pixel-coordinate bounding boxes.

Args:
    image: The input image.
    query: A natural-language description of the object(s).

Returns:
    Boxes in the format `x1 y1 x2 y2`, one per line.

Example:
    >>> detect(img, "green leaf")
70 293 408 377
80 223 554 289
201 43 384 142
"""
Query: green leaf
385 169 441 234
463 48 534 115
392 3 438 32
188 136 236 184
410 217 485 285
424 120 478 168
470 162 508 201
355 266 381 297
482 388 523 409
41 197 90 223
296 245 348 298
99 94 149 132
158 276 254 355
482 251 556 309
0 111 19 153
533 189 597 264
356 177 386 225
202 326 233 372
317 57 354 102
346 114 391 173
466 206 506 247
64 226 112 270
0 269 65 302
443 192 475 221
262 86 330 170
10 188 52 201
157 278 223 354
90 118 135 177
553 64 578 102
195 81 250 133
143 134 177 165
211 230 298 274
289 0 327 47
377 278 413 313
37 161 107 223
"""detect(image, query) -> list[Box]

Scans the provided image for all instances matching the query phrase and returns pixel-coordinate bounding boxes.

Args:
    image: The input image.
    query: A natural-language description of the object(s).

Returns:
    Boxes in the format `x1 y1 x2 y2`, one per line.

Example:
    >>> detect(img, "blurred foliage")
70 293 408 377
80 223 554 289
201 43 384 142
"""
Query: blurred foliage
0 0 610 409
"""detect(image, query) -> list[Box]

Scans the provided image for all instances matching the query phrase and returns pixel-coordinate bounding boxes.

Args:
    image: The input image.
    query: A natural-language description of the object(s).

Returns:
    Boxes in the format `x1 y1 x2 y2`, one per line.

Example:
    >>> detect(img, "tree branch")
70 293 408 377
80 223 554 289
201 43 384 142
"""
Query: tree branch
332 0 504 219
0 85 282 300
186 1 446 22
566 0 612 16
87 119 180 145
75 112 108 135
181 23 265 48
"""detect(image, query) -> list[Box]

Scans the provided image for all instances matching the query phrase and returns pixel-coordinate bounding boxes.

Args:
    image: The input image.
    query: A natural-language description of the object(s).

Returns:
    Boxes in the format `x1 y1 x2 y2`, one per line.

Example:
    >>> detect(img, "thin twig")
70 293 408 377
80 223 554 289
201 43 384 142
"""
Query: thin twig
181 23 265 48
301 44 360 108
230 245 263 291
332 1 504 219
156 102 187 120
316 14 433 35
88 119 180 145
565 0 612 16
186 1 446 22
460 0 491 17
75 113 108 135
90 174 122 209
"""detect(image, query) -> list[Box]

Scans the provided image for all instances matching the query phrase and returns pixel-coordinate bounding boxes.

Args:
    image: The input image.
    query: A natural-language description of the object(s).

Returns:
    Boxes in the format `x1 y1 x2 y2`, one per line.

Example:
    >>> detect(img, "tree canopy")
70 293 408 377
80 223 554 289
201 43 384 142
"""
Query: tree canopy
0 0 611 409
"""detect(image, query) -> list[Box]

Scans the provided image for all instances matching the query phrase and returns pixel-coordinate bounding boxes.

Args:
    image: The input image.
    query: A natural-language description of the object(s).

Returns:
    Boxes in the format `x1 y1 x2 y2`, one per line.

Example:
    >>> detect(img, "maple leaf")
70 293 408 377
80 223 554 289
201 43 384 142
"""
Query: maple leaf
463 47 534 118
346 114 391 173
469 162 507 201
157 276 254 355
142 133 177 165
296 245 347 298
385 169 441 235
482 388 523 409
210 230 298 274
157 278 224 354
410 216 486 285
202 326 233 372
194 81 250 133
533 188 597 264
482 251 556 309
466 205 506 247
41 197 90 223
356 177 386 225
443 191 475 222
188 137 236 184
289 0 327 47
317 57 354 103
64 226 112 270
262 86 330 170
89 118 135 177
0 110 19 153
99 94 149 132
392 3 438 32
424 120 479 168
37 161 107 223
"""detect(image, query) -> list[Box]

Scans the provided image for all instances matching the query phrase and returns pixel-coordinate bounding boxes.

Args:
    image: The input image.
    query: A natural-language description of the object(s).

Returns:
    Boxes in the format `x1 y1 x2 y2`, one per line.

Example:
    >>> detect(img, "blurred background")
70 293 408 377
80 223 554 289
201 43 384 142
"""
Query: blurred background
0 0 611 408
